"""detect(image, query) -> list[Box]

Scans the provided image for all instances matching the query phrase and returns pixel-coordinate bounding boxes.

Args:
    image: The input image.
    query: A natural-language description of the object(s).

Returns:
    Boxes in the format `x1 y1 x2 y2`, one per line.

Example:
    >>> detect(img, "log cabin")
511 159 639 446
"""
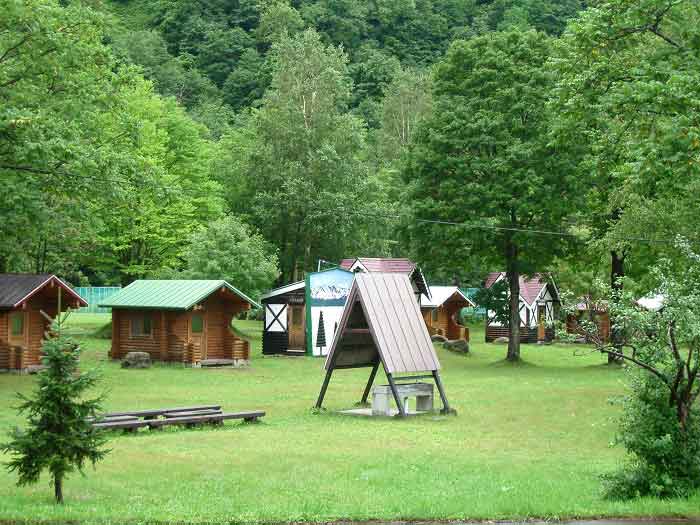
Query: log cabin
100 280 259 365
420 286 475 341
484 272 560 343
566 298 610 343
0 274 87 371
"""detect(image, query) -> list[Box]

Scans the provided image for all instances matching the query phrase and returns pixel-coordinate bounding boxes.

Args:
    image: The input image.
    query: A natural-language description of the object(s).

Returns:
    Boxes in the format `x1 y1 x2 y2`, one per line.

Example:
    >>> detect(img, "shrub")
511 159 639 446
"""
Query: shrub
602 372 700 498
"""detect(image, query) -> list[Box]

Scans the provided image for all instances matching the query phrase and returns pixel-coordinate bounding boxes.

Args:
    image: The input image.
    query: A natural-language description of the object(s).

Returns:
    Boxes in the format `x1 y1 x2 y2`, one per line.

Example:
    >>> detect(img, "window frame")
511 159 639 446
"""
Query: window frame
191 313 204 334
130 314 153 338
9 312 24 339
431 308 439 323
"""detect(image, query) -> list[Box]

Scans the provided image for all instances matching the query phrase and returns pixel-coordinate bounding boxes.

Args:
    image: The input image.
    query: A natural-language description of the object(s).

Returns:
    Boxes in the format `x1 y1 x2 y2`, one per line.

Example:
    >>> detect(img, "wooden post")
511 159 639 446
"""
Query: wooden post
432 370 453 415
314 369 333 410
111 310 120 360
386 373 407 417
360 361 380 404
160 312 167 361
57 287 62 335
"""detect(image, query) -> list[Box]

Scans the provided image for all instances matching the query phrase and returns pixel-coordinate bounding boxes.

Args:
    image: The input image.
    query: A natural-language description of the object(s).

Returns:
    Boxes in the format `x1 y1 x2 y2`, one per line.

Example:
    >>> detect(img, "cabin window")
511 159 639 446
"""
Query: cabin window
10 313 24 337
131 315 152 337
191 314 203 333
431 309 439 323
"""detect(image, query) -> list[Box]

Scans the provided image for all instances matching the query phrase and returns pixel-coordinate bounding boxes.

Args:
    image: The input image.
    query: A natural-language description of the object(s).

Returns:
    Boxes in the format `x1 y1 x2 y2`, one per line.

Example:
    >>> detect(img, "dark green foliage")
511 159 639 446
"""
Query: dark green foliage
1 321 109 504
222 49 270 111
473 280 509 326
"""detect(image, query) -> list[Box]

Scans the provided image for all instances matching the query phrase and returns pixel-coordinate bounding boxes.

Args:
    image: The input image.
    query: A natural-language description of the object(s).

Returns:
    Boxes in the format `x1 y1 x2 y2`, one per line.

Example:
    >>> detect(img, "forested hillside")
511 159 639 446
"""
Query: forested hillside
3 0 697 304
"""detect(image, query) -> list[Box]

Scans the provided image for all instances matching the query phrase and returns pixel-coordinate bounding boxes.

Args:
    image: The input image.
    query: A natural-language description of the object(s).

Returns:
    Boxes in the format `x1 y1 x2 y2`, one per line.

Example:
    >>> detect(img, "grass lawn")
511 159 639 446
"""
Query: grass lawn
1 314 699 524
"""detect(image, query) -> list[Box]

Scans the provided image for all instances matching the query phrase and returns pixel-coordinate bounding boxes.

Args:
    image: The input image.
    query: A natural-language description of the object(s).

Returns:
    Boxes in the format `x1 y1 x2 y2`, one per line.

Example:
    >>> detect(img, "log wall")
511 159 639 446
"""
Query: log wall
486 325 554 343
110 294 250 364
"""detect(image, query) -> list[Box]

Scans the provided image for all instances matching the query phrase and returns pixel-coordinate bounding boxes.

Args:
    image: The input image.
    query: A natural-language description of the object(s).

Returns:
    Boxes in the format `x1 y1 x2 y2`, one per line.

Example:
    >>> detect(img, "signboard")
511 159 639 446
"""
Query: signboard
306 268 354 356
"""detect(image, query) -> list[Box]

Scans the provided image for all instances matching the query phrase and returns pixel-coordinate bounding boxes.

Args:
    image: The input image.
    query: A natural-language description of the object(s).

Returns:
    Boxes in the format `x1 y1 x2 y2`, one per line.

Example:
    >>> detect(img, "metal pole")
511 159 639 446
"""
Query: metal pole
314 369 333 409
386 373 407 417
360 362 380 404
432 370 453 414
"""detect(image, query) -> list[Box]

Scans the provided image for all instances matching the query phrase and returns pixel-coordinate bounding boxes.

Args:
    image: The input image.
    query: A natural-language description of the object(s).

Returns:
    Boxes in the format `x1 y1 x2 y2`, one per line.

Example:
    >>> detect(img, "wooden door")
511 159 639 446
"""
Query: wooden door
190 312 206 360
537 304 546 341
288 305 305 350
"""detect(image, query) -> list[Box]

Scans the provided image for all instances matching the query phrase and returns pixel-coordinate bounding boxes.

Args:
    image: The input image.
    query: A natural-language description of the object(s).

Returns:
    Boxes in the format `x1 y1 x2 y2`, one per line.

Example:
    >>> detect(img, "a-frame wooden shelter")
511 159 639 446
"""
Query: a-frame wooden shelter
314 273 451 417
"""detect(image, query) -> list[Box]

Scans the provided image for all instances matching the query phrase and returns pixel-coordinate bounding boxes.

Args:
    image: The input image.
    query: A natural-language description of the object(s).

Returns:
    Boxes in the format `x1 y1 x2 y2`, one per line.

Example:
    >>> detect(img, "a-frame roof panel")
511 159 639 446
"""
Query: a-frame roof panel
325 273 440 374
361 273 415 373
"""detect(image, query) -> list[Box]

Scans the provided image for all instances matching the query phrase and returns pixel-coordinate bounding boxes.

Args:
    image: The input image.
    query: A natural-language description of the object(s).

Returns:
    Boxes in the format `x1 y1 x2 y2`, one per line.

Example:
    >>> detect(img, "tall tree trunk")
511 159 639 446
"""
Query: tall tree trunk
54 474 63 504
505 236 520 362
609 249 625 364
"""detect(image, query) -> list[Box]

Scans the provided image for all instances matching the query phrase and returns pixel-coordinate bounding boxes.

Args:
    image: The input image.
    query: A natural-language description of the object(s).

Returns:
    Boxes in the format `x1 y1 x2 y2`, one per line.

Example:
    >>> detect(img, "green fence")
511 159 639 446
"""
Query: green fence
74 287 121 314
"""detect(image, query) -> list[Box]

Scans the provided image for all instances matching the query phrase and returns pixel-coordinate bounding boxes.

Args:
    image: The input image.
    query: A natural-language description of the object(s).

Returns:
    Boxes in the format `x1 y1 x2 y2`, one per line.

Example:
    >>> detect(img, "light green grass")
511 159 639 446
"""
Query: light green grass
1 314 698 524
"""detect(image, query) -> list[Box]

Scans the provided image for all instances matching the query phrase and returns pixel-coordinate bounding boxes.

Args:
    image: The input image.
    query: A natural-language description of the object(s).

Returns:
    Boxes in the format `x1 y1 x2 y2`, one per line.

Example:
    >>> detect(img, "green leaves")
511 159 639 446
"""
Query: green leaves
407 30 579 276
180 216 280 301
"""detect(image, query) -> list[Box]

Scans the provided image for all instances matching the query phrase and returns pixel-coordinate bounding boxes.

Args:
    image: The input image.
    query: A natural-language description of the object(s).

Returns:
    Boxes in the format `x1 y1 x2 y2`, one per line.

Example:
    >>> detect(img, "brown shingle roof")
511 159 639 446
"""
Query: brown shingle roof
0 274 87 309
484 272 554 305
339 257 417 273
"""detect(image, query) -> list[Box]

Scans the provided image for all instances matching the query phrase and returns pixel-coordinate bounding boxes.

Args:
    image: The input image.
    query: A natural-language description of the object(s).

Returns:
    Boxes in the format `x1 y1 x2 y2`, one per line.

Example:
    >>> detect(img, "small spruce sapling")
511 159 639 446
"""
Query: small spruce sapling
1 313 109 504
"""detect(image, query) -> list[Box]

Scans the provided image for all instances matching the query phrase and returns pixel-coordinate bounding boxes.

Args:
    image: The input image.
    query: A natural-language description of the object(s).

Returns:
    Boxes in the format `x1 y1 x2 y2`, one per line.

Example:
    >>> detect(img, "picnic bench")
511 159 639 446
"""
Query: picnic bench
90 405 264 433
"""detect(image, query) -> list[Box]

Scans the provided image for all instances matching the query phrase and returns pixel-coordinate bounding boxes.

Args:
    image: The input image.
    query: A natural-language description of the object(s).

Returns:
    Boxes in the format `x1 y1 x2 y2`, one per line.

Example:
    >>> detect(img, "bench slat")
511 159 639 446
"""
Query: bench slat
163 409 222 418
148 411 265 428
93 420 151 430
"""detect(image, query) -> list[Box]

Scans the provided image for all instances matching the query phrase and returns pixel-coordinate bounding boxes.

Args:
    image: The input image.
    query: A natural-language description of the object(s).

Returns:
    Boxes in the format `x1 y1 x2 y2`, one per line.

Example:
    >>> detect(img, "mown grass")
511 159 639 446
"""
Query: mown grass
1 314 699 524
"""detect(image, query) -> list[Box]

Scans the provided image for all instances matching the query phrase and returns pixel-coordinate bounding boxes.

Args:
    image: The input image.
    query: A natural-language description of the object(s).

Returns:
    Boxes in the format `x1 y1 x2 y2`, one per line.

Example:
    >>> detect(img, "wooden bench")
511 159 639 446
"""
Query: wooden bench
148 411 265 429
103 405 222 420
92 410 265 432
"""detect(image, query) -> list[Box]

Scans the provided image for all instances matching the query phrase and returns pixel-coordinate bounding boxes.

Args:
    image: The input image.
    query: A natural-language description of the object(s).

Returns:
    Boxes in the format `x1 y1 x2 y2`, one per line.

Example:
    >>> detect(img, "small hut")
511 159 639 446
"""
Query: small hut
315 273 451 417
484 272 559 343
100 280 258 365
261 280 307 356
566 298 610 343
0 274 87 371
420 286 475 341
260 267 356 357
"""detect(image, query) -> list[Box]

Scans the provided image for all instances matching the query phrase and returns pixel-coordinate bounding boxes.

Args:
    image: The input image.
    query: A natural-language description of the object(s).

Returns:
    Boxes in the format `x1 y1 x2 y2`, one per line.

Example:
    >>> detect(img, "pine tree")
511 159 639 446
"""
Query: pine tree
316 310 327 354
1 317 109 504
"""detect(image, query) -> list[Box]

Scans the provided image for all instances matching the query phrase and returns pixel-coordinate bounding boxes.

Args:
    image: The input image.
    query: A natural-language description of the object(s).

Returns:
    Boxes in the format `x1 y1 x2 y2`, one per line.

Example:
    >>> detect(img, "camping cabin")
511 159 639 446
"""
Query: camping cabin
261 267 355 357
420 286 474 341
100 280 258 365
339 257 430 302
566 299 610 343
261 280 307 356
484 272 559 343
0 274 87 371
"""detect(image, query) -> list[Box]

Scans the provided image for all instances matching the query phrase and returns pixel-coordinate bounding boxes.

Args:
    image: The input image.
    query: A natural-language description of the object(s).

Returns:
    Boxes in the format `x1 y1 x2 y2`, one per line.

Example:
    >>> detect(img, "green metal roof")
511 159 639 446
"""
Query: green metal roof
98 280 260 310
